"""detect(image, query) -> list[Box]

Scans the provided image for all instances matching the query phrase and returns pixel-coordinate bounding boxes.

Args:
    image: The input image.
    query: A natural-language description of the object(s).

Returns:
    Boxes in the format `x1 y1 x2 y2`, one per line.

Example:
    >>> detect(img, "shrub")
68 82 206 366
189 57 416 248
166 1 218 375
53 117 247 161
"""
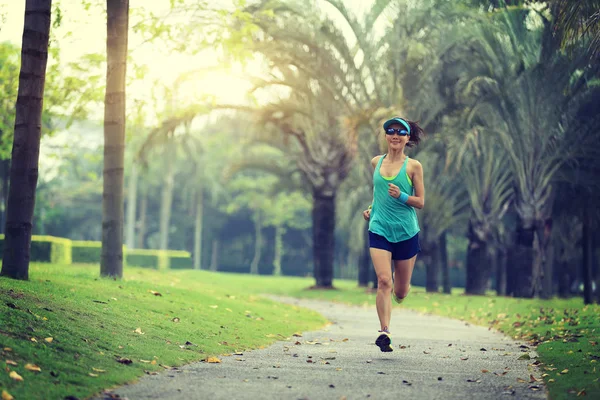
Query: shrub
71 241 101 264
0 234 71 264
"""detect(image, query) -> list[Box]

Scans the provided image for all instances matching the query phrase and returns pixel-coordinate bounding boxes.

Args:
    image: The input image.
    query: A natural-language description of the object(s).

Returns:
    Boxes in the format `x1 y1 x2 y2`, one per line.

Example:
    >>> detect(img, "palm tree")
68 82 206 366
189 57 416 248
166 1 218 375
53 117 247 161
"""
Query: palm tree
1 0 53 280
552 0 600 60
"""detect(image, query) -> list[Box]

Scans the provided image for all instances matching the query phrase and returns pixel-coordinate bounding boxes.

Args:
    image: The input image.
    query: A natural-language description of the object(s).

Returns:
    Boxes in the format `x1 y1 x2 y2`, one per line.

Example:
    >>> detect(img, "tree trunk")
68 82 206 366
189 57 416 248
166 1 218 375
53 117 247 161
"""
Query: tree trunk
136 188 147 248
312 192 335 288
495 249 507 296
539 219 554 299
158 136 174 250
358 226 370 287
273 224 284 276
426 242 439 292
250 209 262 274
465 240 489 295
440 232 451 294
507 218 535 298
101 0 128 278
0 158 10 234
0 0 52 280
125 160 138 249
582 205 594 305
193 190 203 270
209 239 219 271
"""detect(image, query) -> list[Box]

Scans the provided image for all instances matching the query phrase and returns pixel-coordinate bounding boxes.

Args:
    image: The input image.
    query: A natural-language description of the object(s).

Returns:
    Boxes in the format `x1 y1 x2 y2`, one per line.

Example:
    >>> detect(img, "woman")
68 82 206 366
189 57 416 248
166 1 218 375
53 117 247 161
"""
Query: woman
362 116 425 352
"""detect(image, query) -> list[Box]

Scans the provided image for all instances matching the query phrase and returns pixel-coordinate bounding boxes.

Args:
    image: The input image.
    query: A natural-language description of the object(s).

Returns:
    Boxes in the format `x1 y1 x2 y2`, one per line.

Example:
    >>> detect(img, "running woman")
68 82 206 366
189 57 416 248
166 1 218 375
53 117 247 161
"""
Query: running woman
362 116 425 352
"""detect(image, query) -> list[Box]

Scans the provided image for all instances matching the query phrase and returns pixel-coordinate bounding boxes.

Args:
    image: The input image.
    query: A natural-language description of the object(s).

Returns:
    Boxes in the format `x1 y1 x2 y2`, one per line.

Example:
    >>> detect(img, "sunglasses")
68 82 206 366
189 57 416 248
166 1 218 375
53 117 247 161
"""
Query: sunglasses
385 128 409 136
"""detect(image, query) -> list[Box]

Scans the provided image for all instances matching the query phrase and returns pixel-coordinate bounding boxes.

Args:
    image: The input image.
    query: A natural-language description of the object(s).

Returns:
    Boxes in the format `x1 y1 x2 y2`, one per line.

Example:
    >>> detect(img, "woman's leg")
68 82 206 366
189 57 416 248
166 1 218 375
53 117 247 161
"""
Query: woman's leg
393 255 417 302
370 247 393 331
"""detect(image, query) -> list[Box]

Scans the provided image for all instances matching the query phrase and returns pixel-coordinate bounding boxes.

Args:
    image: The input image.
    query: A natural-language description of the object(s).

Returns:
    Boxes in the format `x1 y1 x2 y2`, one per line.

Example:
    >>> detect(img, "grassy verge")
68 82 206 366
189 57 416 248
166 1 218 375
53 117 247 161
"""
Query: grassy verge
0 264 326 400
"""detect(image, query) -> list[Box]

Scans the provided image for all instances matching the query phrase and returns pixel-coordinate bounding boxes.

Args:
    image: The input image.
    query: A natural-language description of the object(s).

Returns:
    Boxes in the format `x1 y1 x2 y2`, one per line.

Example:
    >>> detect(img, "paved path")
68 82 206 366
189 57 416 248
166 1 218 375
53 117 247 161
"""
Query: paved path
95 297 547 400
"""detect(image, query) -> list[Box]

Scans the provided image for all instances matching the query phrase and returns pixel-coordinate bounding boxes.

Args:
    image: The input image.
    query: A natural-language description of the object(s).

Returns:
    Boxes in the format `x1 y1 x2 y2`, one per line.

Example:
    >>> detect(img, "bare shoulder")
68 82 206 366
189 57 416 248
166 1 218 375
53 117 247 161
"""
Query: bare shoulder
408 158 423 169
371 155 383 169
408 158 423 175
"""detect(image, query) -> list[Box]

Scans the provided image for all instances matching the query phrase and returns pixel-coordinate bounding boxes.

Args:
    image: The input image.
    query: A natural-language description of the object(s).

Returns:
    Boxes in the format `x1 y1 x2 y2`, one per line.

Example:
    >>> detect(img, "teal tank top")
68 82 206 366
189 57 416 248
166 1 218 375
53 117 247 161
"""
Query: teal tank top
368 155 420 242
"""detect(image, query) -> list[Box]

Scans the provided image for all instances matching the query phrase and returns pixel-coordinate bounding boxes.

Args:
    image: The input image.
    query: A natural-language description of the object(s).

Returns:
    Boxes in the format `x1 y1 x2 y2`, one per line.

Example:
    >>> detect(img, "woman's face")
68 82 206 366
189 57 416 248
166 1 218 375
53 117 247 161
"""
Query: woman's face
385 123 410 149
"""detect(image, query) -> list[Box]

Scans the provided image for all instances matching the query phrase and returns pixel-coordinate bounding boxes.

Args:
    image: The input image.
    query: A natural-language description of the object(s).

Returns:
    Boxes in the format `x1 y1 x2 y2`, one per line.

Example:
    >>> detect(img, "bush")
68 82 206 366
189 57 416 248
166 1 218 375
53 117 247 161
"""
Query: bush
168 251 193 269
125 249 193 270
0 234 71 264
125 249 160 269
71 241 101 264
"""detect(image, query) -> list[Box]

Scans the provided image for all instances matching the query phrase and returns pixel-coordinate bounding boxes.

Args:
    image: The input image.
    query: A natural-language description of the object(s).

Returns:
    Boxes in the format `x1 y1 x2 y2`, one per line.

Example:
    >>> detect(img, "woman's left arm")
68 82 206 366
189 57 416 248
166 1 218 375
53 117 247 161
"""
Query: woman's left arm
406 160 425 209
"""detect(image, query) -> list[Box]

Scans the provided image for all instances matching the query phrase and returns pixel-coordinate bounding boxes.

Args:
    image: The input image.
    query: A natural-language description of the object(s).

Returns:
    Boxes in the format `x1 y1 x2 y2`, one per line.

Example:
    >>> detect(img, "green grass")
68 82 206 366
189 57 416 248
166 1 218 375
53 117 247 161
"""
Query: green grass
1 265 598 400
0 264 327 400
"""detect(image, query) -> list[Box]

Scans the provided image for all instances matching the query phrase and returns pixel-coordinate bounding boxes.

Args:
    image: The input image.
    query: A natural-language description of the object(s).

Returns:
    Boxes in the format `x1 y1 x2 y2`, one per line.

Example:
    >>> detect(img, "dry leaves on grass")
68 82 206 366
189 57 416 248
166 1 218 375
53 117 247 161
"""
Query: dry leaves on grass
8 371 23 381
25 364 41 372
204 357 221 363
148 290 162 296
2 390 14 400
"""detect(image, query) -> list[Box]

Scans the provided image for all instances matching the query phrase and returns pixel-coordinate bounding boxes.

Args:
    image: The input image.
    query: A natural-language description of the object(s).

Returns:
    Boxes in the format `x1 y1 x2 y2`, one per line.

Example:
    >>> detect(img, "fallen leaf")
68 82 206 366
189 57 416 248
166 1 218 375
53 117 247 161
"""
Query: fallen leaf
518 354 531 360
460 357 469 361
92 368 106 373
151 360 157 365
205 357 221 363
528 385 542 391
292 333 303 337
3 348 12 352
148 290 162 296
25 364 41 372
89 373 99 377
172 318 180 323
548 379 555 383
467 379 481 383
335 368 342 371
139 359 152 363
30 338 37 343
577 389 586 396
2 390 14 400
423 351 431 354
116 357 133 365
402 380 412 385
209 305 218 309
5 360 17 366
517 378 527 383
9 371 23 381
529 375 538 383
134 328 145 335
44 337 53 343
481 369 489 373
235 358 245 361
561 369 569 374
342 338 349 342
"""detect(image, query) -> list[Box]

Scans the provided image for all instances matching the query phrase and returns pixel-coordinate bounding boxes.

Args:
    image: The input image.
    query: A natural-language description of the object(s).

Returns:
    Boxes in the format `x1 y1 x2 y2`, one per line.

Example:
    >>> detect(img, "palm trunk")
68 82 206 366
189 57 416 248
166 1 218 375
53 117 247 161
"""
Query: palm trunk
426 242 440 292
440 232 451 294
0 158 10 234
582 205 594 305
1 0 52 280
539 219 554 299
159 137 174 250
273 224 284 276
193 190 203 270
495 248 507 296
101 0 128 278
312 192 335 288
209 239 219 271
136 188 147 248
507 217 535 298
250 209 262 274
465 242 489 295
125 160 138 249
358 226 370 287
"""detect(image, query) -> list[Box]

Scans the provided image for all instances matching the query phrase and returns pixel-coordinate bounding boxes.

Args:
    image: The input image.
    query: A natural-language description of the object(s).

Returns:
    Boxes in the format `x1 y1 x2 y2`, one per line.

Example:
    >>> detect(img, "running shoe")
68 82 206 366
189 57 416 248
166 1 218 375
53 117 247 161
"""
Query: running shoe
375 330 393 352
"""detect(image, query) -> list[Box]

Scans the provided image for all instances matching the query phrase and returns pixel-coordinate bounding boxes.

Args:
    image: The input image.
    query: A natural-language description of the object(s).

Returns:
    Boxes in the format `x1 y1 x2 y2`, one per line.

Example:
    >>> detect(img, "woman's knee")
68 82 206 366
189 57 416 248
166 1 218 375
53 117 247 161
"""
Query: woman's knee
394 284 411 299
377 276 393 291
